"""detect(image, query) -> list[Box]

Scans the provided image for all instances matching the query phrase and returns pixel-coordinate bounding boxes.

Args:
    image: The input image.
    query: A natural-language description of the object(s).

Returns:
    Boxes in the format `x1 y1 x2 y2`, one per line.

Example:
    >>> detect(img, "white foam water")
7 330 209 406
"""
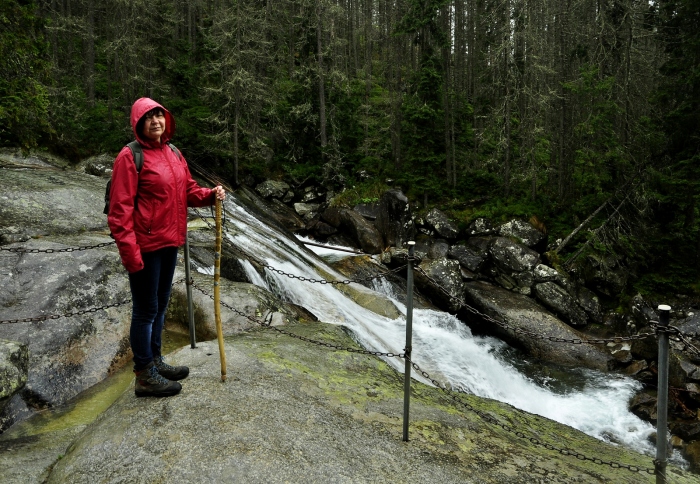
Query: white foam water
217 197 663 458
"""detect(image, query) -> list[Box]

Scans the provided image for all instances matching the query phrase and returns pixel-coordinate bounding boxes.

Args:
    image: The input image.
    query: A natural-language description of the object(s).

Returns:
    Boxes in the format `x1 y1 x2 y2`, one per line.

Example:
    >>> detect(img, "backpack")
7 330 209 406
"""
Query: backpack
103 141 181 215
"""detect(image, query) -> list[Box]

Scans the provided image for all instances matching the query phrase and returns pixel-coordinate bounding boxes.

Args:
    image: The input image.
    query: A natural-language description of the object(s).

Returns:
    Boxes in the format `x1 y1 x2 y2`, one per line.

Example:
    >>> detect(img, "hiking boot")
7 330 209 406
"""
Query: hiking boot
134 362 181 398
154 355 189 381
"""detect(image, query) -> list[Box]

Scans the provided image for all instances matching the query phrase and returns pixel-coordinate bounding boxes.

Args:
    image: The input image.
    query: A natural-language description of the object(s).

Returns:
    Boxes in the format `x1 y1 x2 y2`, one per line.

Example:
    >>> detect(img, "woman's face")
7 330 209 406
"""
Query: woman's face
141 109 166 142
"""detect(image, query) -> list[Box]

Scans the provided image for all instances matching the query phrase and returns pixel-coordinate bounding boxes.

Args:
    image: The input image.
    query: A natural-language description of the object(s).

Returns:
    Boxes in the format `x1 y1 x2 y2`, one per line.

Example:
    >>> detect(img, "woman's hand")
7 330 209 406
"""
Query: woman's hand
212 185 226 201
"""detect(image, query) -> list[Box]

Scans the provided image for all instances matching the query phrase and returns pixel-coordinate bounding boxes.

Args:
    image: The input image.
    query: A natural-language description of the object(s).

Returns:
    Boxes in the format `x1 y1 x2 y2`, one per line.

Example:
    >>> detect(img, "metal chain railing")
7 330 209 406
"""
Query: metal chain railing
260 262 409 286
0 241 116 253
0 191 687 477
0 300 129 324
0 215 672 475
413 265 663 345
0 278 184 325
189 278 405 359
414 266 700 363
405 356 656 475
666 327 700 359
194 203 700 357
191 208 409 286
186 275 656 476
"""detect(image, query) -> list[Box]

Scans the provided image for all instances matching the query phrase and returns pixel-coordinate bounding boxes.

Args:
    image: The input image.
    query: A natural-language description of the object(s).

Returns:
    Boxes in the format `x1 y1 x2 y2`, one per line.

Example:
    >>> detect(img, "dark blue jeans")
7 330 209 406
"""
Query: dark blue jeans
128 246 178 371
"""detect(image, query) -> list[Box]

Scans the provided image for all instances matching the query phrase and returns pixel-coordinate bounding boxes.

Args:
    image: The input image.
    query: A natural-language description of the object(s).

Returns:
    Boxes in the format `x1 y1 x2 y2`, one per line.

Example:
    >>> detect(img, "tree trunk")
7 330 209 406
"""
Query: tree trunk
85 0 95 107
317 3 328 151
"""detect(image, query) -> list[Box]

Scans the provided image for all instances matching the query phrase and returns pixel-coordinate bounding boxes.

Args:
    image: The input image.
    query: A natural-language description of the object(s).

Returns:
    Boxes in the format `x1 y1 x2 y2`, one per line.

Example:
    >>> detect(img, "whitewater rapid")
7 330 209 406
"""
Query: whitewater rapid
222 197 659 457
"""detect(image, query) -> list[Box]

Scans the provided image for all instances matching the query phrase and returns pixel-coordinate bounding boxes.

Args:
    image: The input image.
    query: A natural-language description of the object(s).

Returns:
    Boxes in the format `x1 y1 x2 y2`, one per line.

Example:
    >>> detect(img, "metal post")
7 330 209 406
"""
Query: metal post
656 304 671 484
403 241 416 442
184 237 197 349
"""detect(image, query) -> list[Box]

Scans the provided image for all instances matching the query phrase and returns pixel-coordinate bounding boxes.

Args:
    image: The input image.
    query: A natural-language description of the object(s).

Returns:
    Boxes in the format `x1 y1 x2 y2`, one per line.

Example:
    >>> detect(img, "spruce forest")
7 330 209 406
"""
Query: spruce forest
1 0 699 301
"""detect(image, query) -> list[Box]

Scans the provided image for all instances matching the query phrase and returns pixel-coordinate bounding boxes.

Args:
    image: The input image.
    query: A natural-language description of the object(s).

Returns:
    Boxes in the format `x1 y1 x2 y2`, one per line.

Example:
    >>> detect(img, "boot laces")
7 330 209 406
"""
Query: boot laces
155 356 176 372
146 364 170 385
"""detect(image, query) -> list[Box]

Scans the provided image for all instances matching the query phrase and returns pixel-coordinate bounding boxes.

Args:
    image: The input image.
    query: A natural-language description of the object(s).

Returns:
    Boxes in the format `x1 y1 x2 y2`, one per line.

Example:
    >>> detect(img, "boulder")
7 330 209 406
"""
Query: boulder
0 340 28 415
677 311 700 340
608 343 633 364
255 180 290 199
488 237 540 273
465 217 496 236
294 203 321 222
630 325 660 361
338 209 383 254
630 294 658 328
415 214 434 236
414 258 466 312
424 208 460 240
448 244 488 273
375 190 415 248
0 236 132 431
498 219 545 249
582 254 628 298
305 219 338 238
679 359 700 381
629 390 657 422
466 235 490 252
575 285 603 324
81 154 114 178
414 236 449 260
321 206 343 228
462 281 615 370
623 359 648 376
670 421 700 443
382 247 428 269
684 440 700 472
282 190 294 203
301 186 324 203
353 202 379 221
427 239 450 260
533 282 589 327
234 186 305 232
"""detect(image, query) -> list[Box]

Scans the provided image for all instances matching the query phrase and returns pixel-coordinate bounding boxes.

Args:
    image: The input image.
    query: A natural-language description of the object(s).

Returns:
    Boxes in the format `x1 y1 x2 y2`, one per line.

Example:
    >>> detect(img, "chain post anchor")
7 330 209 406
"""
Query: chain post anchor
402 241 416 443
655 304 671 484
184 237 197 349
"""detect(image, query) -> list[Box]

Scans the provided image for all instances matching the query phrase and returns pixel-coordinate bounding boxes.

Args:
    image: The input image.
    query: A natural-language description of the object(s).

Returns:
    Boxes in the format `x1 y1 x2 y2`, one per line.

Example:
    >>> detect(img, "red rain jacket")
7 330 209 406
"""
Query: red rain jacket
108 97 215 273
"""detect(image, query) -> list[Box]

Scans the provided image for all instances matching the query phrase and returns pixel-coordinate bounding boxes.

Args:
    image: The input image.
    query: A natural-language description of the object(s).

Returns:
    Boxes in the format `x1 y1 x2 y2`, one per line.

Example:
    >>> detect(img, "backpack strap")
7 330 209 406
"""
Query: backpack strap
166 141 182 160
127 141 144 172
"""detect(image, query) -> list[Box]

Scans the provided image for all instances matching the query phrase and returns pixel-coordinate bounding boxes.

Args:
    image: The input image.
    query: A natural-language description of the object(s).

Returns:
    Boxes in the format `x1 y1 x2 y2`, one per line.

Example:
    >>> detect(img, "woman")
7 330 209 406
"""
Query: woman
108 97 226 397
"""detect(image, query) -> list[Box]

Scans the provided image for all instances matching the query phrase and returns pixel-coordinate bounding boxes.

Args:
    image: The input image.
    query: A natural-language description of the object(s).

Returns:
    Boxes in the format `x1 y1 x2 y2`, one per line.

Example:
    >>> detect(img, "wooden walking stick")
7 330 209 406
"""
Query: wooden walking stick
214 198 227 382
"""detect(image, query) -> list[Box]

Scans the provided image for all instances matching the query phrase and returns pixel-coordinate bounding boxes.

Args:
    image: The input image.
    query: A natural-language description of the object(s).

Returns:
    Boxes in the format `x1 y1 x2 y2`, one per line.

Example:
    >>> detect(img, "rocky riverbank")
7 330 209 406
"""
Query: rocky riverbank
5 322 697 483
250 175 700 468
0 147 699 477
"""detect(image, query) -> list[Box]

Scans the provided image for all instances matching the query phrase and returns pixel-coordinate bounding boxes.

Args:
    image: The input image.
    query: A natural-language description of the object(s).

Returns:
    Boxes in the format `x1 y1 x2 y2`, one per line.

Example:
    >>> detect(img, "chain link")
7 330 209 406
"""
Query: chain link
260 261 409 286
404 356 656 475
0 207 667 476
0 300 129 324
192 208 408 286
413 266 661 346
0 278 184 325
0 241 116 254
190 277 656 476
189 278 405 358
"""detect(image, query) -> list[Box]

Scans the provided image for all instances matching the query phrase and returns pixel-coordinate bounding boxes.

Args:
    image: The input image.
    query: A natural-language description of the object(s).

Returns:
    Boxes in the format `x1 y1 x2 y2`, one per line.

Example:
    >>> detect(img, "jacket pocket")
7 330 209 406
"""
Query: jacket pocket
134 199 154 234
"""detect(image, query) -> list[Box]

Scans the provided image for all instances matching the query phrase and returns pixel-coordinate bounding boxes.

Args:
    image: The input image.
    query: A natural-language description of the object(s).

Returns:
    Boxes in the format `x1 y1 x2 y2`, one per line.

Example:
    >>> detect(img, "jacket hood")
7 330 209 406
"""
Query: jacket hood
130 97 176 146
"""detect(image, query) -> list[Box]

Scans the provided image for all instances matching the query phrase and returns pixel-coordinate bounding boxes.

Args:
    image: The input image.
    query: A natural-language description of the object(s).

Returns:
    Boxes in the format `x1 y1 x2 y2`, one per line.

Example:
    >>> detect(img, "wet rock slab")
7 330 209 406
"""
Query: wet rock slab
36 322 686 484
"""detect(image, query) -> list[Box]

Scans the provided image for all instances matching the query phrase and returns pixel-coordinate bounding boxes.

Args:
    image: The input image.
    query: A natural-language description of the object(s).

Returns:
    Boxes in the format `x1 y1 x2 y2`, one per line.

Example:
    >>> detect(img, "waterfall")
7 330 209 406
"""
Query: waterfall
220 197 662 458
